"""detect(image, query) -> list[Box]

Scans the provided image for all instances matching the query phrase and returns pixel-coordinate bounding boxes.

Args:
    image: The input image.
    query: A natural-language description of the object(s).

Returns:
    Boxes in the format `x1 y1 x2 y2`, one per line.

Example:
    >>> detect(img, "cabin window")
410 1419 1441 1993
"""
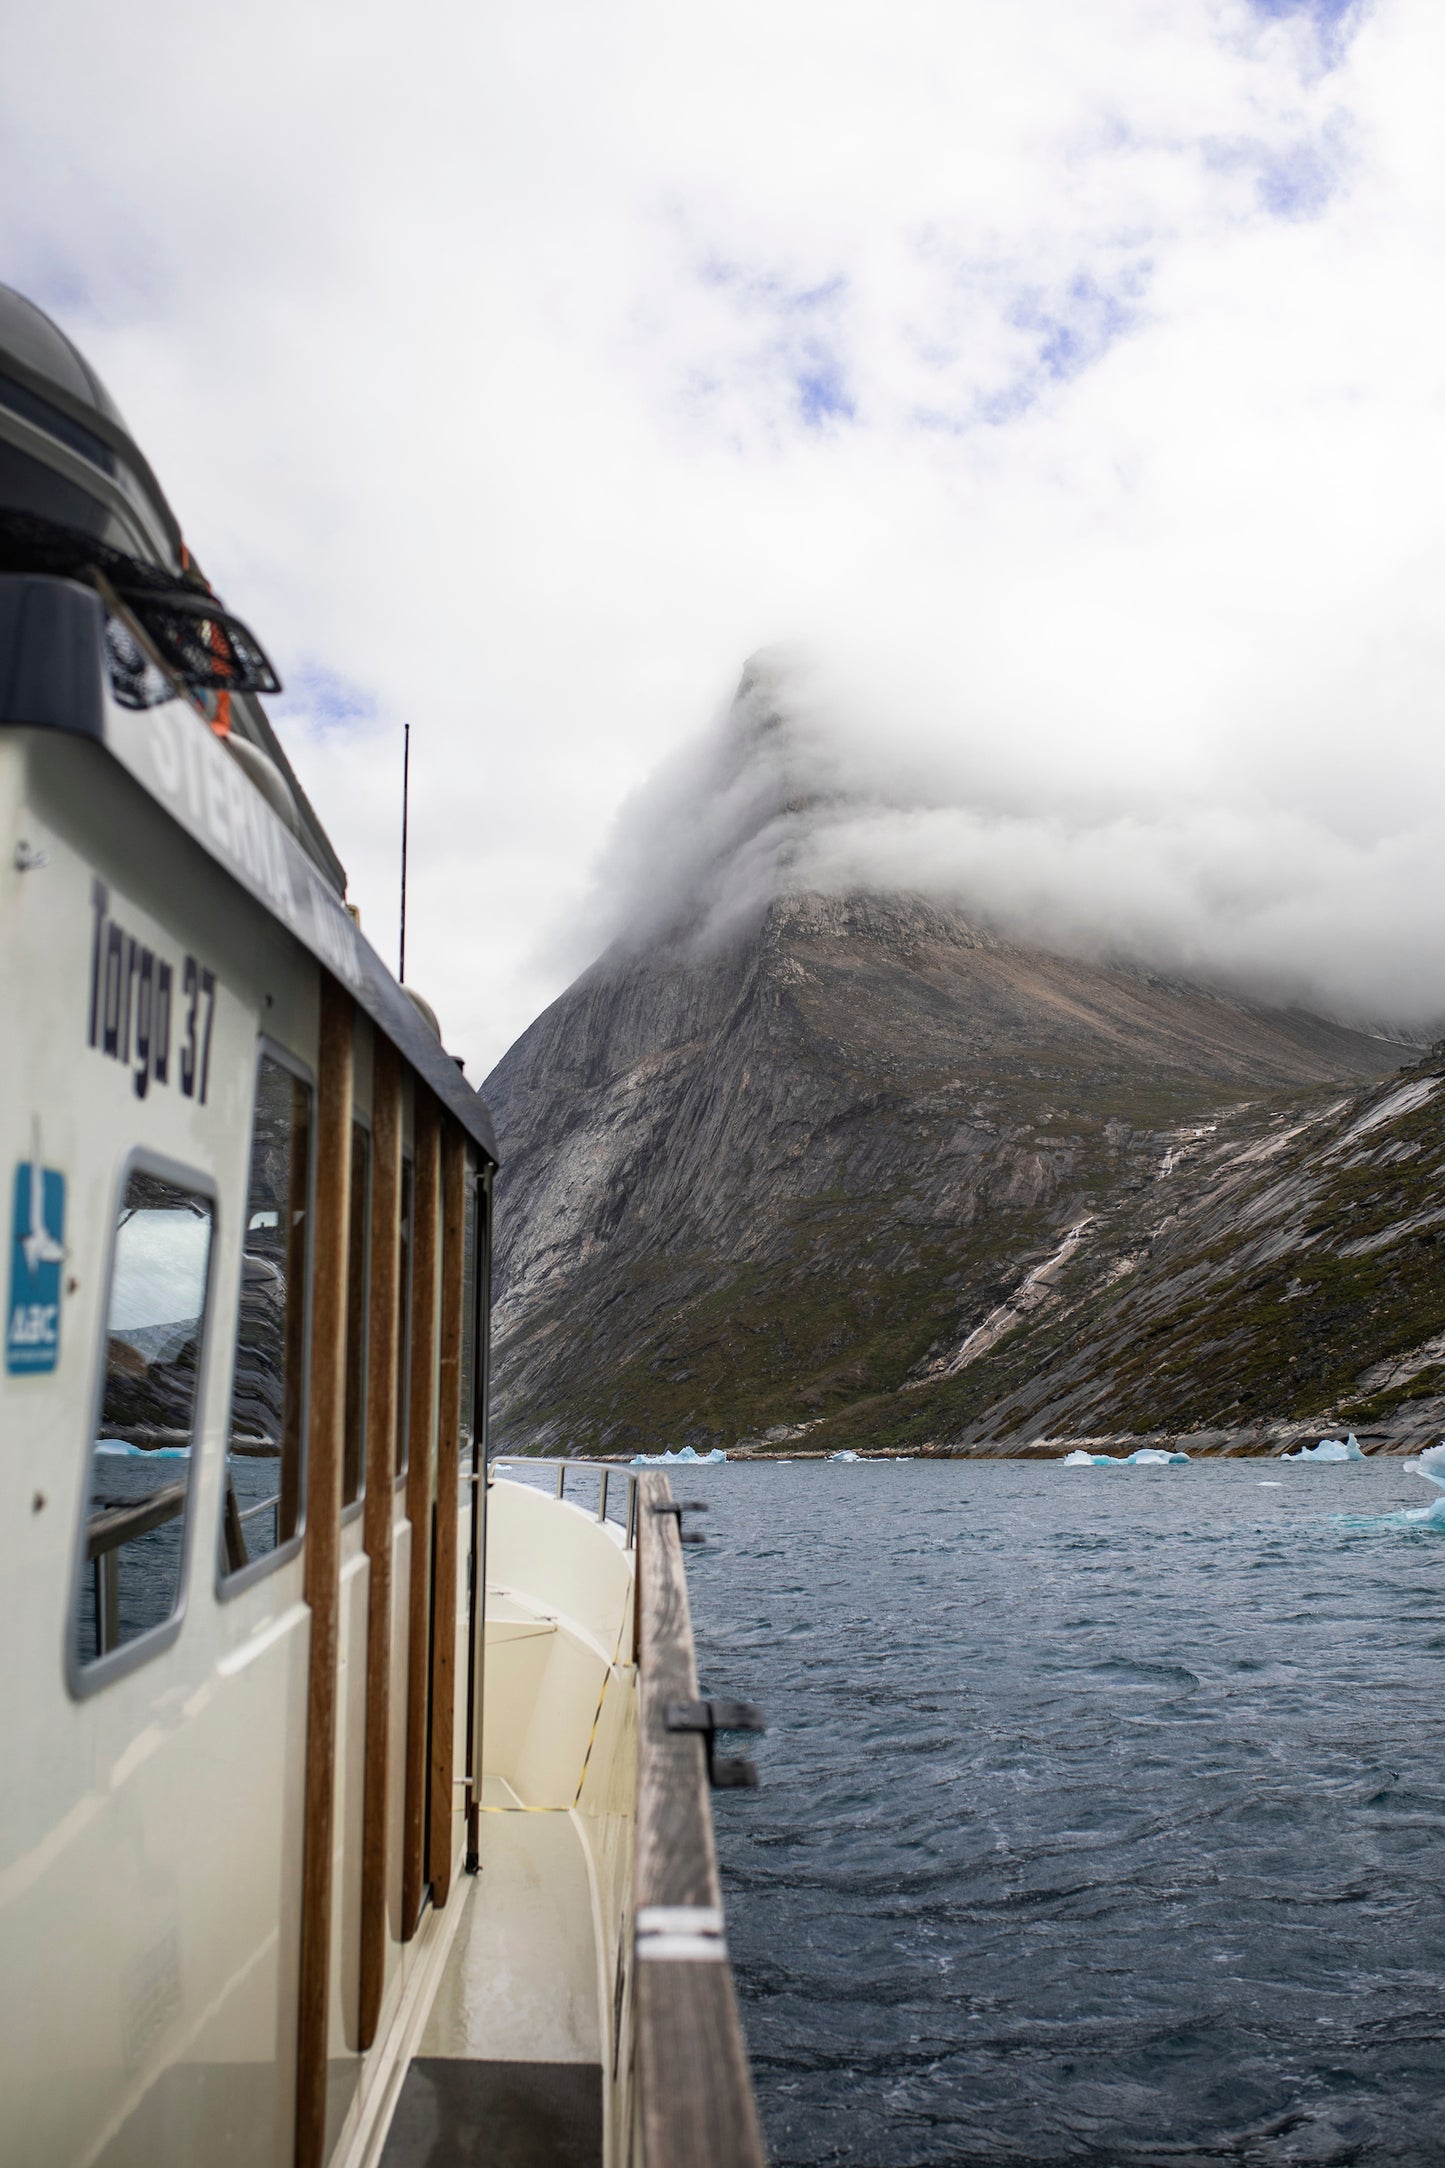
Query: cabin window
220 1050 312 1585
72 1165 214 1680
395 1153 413 1479
342 1119 370 1511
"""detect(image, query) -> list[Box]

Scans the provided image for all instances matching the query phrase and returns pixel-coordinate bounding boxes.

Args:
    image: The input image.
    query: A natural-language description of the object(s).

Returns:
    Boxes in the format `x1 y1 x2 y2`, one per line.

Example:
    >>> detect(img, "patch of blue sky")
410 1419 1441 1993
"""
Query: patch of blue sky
274 661 378 741
991 262 1149 413
795 359 854 428
695 254 848 322
1245 0 1358 25
898 238 1154 439
1 251 94 324
1024 274 1139 385
1256 139 1339 219
1241 0 1367 74
686 252 857 437
0 218 174 331
973 377 1048 431
1202 123 1350 222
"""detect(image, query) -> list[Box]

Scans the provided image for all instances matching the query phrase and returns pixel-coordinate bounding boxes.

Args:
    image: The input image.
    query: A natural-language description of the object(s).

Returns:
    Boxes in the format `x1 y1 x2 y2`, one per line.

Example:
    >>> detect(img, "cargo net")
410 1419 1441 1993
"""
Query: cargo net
102 611 173 710
0 508 282 708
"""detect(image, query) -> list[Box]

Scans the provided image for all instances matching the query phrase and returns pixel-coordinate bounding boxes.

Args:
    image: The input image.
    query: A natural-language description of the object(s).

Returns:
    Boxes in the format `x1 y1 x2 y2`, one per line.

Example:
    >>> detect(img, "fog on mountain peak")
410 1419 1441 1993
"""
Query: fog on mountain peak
583 652 1445 1041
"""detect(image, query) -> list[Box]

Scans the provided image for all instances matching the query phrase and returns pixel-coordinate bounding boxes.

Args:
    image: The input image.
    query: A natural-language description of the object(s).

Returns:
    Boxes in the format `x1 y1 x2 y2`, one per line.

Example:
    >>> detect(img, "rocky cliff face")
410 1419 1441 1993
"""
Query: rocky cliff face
804 1040 1445 1455
484 882 1415 1456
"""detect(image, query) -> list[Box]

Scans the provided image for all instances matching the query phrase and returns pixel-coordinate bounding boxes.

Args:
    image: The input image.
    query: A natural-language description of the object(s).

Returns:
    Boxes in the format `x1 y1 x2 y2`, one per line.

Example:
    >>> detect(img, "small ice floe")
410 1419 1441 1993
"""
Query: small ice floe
629 1445 728 1466
94 1439 191 1457
1401 1441 1445 1526
1259 1481 1283 1488
1062 1447 1189 1466
829 1449 860 1463
1341 1442 1445 1531
1285 1434 1364 1462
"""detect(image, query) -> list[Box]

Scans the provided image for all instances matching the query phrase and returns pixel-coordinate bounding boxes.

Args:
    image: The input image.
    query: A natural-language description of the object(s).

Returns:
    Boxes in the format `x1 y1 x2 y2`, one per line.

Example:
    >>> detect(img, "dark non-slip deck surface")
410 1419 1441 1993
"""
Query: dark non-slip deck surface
379 2059 602 2168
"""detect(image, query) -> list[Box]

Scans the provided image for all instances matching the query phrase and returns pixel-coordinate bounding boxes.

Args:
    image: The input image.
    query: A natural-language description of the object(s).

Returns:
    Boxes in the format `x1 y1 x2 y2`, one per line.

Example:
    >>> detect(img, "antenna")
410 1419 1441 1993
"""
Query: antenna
399 721 410 982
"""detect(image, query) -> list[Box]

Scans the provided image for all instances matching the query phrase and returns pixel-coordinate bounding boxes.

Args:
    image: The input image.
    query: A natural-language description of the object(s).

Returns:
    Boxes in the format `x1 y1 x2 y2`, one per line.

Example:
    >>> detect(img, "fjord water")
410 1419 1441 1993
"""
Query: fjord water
683 1459 1445 2167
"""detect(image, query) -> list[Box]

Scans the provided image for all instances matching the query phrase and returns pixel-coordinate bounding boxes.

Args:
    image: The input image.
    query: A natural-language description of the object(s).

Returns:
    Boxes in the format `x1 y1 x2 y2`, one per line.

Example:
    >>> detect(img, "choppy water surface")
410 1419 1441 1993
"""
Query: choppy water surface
679 1458 1445 2167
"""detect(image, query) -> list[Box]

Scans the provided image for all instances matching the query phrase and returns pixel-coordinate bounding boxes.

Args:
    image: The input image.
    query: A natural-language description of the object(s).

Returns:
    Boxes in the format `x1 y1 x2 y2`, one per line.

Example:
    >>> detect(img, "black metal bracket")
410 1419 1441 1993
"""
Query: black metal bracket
650 1499 708 1545
665 1698 766 1789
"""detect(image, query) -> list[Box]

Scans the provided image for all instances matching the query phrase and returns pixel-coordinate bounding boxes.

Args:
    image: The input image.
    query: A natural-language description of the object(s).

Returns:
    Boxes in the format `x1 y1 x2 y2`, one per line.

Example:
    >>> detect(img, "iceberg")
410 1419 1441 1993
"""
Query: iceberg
1343 1442 1445 1532
1286 1434 1364 1462
1411 1442 1445 1488
1062 1447 1189 1467
629 1445 728 1466
829 1449 860 1463
1402 1441 1445 1526
95 1439 190 1458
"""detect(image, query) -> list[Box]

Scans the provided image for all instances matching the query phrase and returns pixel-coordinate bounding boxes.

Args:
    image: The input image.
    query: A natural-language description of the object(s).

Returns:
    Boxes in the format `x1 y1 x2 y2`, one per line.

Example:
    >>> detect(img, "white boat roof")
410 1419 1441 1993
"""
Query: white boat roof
0 570 498 1164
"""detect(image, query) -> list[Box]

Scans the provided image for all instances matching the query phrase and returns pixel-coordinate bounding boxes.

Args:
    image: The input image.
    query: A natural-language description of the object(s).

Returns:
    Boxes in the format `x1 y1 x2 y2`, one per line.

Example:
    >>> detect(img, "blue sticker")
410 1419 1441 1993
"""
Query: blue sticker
7 1161 65 1375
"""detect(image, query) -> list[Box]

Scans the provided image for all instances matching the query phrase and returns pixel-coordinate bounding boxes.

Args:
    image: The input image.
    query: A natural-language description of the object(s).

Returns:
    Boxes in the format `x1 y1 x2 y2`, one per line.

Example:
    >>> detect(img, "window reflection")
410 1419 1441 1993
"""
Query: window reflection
221 1053 311 1580
459 1173 478 1469
75 1169 212 1668
395 1155 413 1478
343 1120 370 1509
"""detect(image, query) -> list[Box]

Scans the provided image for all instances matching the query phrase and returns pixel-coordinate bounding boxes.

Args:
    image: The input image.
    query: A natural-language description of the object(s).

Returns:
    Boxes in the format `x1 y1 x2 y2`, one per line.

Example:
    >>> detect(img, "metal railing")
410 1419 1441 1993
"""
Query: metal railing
86 1480 188 1656
220 1479 283 1574
486 1454 640 1548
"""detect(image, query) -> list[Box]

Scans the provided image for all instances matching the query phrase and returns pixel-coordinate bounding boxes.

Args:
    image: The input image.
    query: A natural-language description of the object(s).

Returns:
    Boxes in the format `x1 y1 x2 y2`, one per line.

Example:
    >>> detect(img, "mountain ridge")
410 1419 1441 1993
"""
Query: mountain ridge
485 885 1419 1457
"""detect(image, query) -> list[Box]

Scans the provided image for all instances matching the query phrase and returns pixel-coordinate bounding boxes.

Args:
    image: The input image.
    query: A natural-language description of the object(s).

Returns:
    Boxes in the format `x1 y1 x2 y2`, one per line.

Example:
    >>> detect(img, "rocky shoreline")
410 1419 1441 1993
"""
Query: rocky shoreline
591 1410 1442 1463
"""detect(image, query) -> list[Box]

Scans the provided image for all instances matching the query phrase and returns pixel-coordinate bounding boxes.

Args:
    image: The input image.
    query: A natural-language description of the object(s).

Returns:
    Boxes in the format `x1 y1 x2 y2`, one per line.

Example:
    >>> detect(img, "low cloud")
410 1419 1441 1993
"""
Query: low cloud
2 0 1441 1069
587 638 1445 1038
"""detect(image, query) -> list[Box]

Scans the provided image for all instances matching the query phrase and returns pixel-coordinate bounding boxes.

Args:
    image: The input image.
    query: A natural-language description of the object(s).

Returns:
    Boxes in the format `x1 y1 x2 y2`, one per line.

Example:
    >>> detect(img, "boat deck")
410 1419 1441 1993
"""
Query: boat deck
379 1780 603 2168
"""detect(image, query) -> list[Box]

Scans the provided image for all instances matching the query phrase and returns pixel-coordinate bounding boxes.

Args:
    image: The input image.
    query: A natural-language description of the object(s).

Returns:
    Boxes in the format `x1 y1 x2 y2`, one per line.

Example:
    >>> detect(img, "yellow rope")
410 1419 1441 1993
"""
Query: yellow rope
573 1595 632 1807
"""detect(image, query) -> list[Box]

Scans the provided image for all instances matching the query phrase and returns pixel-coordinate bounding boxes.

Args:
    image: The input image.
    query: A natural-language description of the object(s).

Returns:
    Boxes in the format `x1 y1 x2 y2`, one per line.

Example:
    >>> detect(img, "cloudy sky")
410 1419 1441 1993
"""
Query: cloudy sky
3 0 1442 1071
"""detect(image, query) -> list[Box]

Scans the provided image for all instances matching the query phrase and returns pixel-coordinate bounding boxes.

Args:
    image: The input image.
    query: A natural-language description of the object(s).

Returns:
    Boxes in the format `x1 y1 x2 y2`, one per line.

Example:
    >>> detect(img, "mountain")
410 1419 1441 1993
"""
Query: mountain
483 879 1420 1458
805 1036 1445 1456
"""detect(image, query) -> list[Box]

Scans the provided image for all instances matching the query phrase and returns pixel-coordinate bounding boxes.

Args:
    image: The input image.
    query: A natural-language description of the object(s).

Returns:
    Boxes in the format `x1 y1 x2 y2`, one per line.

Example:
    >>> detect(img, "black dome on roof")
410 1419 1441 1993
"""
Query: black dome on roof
0 283 131 435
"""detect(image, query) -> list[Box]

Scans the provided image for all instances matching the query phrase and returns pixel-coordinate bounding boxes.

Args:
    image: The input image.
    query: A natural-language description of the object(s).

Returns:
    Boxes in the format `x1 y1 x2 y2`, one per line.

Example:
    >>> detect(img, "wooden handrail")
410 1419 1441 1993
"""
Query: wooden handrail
86 1480 188 1559
633 1471 767 2167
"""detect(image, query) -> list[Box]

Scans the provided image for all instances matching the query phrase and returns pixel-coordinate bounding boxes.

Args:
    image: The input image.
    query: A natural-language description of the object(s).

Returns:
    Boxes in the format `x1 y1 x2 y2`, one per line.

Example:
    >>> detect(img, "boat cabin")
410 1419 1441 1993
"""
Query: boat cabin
0 285 764 2168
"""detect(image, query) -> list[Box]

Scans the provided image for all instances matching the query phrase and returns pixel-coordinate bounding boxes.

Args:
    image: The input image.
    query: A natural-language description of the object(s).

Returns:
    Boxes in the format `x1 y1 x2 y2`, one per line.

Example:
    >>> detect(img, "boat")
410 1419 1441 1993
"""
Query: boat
0 283 765 2168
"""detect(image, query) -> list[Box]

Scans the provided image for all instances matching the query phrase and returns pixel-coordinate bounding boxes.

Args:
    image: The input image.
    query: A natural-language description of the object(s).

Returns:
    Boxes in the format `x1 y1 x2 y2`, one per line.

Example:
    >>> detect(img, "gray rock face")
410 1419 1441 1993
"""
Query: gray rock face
919 1049 1445 1456
484 885 1408 1456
